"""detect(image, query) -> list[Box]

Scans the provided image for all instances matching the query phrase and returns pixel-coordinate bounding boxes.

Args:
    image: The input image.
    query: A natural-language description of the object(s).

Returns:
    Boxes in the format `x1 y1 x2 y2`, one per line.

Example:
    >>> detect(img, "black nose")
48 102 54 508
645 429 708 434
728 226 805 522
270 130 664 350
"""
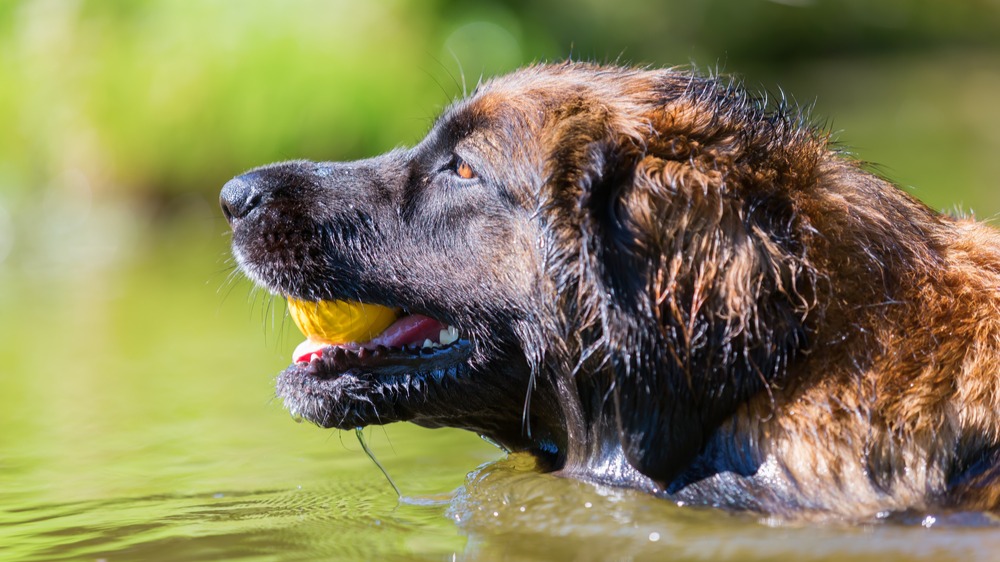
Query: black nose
220 175 262 224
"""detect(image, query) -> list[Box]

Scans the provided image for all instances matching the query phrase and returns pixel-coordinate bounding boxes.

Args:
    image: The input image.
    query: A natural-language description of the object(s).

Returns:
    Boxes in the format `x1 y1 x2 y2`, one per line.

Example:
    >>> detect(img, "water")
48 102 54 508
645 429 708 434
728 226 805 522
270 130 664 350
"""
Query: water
2 203 999 561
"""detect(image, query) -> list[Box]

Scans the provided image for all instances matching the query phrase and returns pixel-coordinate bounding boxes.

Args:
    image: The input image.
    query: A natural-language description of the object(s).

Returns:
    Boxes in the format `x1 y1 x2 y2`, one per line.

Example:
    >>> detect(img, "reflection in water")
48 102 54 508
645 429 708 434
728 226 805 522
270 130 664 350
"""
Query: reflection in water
6 453 999 562
1 484 458 561
452 456 1000 562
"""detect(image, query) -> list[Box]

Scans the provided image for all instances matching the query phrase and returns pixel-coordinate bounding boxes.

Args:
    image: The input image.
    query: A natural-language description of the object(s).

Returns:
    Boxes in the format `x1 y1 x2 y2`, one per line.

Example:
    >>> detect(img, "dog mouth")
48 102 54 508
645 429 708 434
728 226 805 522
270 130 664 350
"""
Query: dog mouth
289 311 462 364
222 160 545 450
275 300 475 429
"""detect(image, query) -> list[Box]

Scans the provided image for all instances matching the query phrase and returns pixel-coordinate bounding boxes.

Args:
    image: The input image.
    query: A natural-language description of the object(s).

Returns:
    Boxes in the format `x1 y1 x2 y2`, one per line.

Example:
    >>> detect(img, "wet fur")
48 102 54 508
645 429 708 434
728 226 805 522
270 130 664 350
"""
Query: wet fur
231 63 1000 520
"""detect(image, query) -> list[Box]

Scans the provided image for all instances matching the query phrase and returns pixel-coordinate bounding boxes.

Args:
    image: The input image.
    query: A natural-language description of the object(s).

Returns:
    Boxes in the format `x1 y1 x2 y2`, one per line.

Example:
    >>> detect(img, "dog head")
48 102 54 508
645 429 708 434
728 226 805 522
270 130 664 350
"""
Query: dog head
223 63 820 483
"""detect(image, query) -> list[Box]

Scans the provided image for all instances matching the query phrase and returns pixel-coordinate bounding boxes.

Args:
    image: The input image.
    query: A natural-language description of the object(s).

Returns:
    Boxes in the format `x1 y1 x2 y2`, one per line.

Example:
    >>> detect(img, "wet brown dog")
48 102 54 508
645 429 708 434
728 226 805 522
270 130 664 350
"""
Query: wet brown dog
222 63 1000 520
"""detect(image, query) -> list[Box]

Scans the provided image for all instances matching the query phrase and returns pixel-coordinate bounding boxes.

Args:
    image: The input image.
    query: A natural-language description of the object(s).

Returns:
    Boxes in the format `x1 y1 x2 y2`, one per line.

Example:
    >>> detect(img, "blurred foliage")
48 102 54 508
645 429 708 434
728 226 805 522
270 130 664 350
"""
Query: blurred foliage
0 0 998 215
498 0 1000 64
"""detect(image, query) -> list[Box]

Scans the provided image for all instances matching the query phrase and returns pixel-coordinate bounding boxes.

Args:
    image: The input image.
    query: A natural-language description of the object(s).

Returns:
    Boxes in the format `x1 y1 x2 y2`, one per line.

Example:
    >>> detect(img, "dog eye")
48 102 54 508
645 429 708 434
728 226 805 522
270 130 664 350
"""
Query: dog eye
454 157 477 180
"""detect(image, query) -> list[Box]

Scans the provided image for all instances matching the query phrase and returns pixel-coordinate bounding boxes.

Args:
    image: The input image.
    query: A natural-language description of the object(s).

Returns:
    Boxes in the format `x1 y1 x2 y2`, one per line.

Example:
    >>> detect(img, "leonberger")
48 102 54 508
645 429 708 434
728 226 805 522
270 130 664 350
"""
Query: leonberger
221 63 1000 520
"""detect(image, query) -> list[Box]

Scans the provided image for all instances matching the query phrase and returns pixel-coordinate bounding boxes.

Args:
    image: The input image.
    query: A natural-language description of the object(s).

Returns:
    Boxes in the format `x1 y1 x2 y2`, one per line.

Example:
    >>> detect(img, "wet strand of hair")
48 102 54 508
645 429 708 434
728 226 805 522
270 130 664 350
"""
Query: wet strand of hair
355 427 402 499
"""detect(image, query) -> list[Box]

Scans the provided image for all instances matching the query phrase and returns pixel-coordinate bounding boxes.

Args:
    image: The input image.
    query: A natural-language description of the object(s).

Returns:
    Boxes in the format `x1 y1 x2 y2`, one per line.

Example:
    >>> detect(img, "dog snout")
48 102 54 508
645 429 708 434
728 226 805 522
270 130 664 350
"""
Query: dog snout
220 174 266 225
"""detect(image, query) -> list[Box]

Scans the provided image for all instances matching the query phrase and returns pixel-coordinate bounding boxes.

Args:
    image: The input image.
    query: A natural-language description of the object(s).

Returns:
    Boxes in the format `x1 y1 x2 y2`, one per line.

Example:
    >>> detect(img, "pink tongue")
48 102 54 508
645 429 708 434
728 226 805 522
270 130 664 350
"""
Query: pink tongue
369 314 448 347
293 314 447 363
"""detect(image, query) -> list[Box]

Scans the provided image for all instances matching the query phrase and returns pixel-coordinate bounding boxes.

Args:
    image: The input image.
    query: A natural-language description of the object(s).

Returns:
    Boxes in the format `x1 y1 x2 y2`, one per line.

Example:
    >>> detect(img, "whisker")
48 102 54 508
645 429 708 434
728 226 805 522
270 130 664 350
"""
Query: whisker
446 48 467 98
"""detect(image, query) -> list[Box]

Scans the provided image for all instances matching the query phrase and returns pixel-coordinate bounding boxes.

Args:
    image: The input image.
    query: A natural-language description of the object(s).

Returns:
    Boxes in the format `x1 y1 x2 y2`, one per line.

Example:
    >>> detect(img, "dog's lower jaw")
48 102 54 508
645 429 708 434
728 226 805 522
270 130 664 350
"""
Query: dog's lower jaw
274 343 570 459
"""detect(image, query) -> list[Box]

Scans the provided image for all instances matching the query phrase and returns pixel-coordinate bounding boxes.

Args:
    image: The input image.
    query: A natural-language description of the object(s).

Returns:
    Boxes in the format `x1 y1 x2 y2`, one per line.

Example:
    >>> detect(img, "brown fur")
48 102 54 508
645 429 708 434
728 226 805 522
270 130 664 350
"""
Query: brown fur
225 62 1000 520
470 64 1000 517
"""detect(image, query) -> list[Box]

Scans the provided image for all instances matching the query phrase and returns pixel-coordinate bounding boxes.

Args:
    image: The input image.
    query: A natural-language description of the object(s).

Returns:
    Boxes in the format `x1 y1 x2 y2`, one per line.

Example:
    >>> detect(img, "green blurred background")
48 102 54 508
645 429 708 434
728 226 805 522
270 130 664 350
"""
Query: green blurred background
2 0 999 224
1 1 1000 560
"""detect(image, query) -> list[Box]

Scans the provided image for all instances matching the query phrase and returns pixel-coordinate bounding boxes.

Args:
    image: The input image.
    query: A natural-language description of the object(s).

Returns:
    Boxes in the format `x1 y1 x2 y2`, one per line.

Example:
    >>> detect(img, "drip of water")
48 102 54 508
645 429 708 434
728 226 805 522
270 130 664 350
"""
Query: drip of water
355 427 401 499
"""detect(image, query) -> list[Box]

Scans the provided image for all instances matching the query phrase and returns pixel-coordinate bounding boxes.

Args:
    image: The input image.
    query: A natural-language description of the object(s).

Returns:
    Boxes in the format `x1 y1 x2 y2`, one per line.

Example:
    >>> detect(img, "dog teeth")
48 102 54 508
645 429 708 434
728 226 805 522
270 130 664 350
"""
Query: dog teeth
439 325 459 346
421 326 460 349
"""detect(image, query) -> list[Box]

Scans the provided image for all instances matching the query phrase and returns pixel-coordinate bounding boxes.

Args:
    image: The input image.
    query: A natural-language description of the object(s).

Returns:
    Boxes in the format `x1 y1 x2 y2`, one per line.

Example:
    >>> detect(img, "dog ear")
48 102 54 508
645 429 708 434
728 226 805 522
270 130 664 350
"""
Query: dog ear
578 94 820 485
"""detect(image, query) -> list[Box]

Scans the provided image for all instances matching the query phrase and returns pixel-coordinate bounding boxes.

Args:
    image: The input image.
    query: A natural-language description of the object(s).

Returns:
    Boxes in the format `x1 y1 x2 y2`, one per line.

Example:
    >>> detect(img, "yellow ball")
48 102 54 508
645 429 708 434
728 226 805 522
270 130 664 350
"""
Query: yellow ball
286 298 398 344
